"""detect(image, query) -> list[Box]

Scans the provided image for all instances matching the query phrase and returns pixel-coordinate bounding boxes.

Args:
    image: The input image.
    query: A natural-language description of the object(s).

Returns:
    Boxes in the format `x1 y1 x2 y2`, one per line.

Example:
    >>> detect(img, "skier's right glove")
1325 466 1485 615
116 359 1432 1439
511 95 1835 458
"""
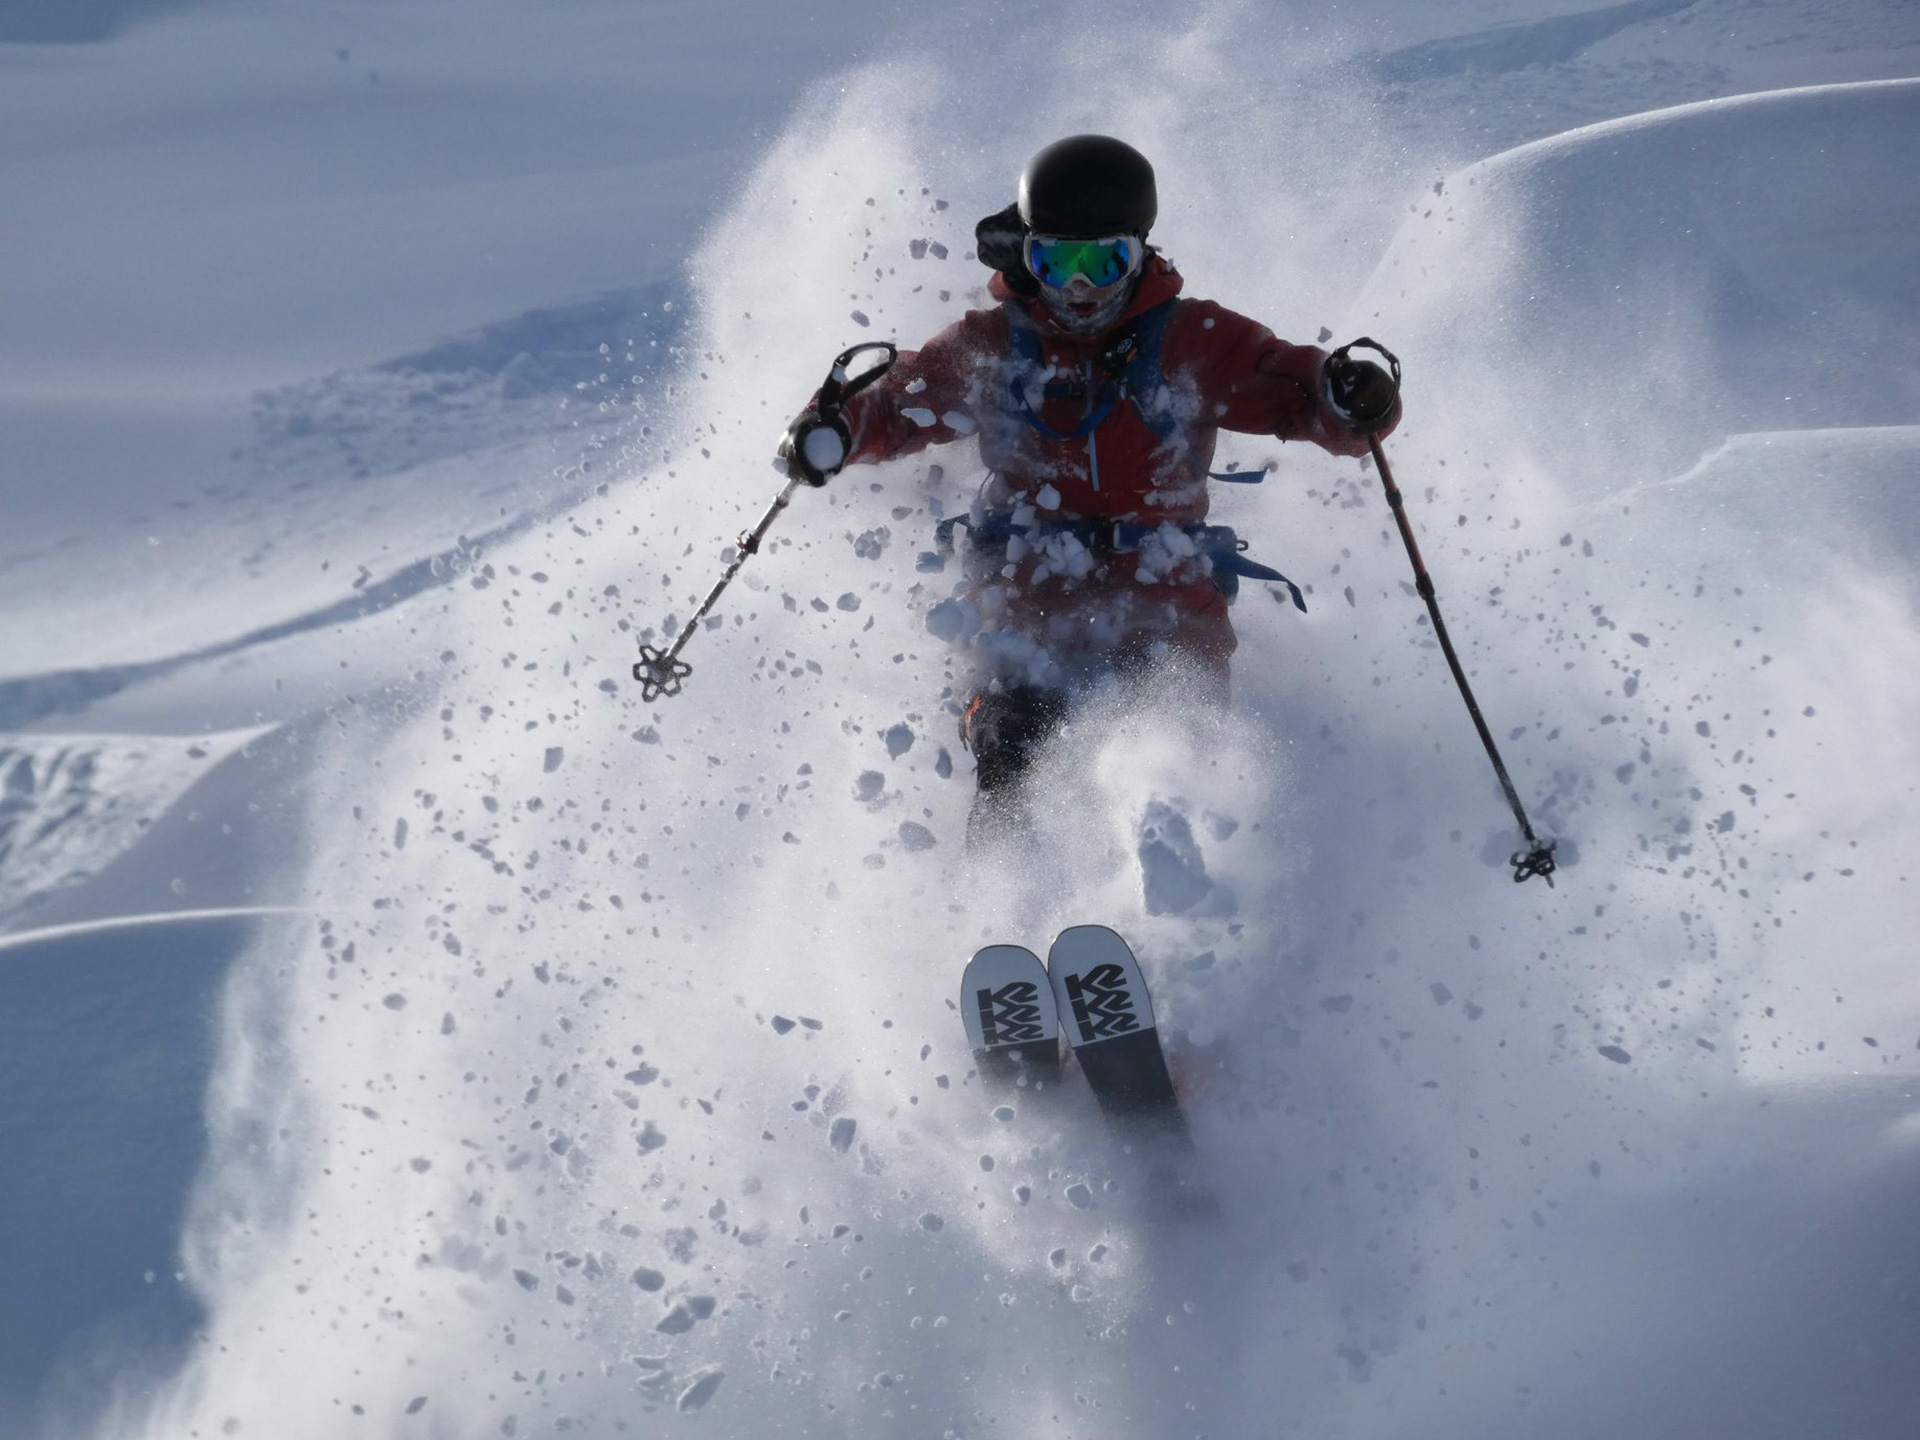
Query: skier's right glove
777 407 851 486
1324 353 1398 432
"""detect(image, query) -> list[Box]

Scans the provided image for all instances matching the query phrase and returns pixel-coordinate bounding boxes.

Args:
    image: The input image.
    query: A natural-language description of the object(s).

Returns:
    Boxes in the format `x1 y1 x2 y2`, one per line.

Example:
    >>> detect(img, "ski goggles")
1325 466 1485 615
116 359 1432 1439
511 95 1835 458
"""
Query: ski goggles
1022 233 1141 290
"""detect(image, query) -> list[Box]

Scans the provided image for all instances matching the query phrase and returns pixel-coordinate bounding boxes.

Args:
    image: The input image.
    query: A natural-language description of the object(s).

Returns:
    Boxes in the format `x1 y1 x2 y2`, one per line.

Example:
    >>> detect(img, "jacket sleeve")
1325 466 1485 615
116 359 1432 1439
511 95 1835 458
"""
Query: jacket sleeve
835 308 1005 466
1168 299 1400 458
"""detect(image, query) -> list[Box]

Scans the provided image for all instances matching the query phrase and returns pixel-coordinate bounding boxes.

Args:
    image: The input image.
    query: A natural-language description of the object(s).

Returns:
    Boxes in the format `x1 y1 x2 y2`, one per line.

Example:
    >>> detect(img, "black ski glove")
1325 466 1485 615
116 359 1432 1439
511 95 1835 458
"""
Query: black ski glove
1324 353 1398 431
777 407 852 486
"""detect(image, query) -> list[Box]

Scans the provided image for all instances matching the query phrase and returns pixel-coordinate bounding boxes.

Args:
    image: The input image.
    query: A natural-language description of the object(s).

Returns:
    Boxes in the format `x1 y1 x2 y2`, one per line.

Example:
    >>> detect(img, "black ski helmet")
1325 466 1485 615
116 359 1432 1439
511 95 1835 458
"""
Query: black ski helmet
1017 135 1156 240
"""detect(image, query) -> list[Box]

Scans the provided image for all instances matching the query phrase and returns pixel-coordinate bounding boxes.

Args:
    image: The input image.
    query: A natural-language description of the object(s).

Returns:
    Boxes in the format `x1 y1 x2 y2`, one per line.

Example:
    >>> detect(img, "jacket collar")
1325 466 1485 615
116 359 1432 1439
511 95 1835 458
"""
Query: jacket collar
989 254 1184 343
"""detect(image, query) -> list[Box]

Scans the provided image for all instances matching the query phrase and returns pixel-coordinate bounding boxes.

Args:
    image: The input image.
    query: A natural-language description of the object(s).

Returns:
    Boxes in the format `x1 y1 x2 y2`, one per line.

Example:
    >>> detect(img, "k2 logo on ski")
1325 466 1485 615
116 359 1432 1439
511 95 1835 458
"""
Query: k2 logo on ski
1065 964 1139 1042
977 981 1047 1045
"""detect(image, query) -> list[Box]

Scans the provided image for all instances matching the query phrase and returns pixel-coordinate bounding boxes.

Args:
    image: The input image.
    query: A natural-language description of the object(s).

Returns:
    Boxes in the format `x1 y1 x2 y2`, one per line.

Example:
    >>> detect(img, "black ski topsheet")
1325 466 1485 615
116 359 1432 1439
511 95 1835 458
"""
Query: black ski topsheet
1046 925 1182 1128
961 943 1062 1091
1048 925 1214 1218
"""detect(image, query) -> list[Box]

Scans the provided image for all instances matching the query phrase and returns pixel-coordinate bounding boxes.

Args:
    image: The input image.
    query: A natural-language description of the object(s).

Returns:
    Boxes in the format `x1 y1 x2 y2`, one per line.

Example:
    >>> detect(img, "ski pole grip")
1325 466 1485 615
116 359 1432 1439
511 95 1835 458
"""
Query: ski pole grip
817 341 899 416
1326 337 1402 426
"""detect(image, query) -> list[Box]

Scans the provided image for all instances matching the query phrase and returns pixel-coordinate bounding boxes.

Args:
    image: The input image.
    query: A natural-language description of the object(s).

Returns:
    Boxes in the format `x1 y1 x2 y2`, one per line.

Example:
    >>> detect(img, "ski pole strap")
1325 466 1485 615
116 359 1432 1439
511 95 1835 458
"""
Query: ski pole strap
817 340 899 415
1366 430 1557 887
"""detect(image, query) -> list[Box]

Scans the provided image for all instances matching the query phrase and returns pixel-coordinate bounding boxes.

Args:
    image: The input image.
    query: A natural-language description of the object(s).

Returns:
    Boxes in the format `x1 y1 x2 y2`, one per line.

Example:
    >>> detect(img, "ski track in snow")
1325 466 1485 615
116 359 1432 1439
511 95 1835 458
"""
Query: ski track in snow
4 3 1920 1439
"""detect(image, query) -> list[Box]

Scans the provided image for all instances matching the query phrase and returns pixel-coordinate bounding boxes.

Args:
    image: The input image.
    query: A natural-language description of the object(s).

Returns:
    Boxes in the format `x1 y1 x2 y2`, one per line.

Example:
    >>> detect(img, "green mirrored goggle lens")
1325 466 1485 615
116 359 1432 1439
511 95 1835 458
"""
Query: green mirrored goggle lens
1025 236 1137 289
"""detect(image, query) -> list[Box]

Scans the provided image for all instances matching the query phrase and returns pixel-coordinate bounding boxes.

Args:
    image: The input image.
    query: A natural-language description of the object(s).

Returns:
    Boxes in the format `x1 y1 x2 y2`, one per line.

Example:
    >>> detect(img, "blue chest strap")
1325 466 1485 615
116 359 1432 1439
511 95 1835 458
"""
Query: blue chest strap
990 298 1302 611
1003 298 1180 444
1001 299 1269 487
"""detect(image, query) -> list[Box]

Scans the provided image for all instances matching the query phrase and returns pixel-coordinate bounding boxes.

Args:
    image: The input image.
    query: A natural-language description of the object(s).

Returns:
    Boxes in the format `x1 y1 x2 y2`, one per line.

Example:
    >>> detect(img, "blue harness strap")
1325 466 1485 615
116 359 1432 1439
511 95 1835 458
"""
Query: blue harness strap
934 511 1307 613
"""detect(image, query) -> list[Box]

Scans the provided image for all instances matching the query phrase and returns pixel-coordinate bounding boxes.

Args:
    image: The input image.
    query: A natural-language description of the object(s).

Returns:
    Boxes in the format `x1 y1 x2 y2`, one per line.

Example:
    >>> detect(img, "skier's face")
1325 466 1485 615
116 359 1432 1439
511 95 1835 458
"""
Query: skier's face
1040 272 1135 334
1023 232 1142 335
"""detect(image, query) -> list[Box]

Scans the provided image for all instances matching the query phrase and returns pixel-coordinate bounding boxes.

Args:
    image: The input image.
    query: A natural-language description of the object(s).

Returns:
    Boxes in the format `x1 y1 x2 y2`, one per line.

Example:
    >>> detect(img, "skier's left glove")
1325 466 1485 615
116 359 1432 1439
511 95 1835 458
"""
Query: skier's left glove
1324 354 1398 432
777 407 852 486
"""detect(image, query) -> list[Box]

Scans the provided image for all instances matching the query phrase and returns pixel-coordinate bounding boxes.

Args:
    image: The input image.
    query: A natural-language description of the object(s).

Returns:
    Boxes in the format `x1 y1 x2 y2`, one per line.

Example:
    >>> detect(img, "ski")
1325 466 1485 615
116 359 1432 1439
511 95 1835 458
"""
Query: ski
960 943 1063 1093
1046 924 1185 1133
963 926 1215 1217
1049 925 1215 1217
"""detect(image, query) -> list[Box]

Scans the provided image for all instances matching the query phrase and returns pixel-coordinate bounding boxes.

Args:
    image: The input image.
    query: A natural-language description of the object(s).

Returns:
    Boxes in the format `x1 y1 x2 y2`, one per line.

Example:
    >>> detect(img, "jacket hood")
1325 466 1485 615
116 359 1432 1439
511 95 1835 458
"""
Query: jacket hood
988 254 1185 342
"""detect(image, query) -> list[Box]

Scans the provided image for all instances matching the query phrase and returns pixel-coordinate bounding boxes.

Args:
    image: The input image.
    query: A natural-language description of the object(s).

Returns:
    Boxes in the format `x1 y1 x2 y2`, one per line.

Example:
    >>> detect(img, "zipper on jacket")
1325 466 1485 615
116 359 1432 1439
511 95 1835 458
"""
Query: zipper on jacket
1084 356 1100 491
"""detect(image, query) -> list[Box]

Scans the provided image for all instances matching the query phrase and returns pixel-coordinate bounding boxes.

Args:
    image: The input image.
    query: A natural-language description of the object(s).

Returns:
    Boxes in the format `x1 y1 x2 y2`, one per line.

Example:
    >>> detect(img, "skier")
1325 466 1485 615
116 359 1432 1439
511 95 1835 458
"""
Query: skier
778 134 1401 837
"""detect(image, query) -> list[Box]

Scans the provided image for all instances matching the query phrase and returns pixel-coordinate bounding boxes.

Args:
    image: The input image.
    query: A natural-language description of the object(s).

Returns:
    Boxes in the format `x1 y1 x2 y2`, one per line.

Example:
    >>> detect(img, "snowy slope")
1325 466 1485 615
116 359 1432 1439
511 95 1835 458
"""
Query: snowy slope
2 1 1919 1438
0 911 301 1440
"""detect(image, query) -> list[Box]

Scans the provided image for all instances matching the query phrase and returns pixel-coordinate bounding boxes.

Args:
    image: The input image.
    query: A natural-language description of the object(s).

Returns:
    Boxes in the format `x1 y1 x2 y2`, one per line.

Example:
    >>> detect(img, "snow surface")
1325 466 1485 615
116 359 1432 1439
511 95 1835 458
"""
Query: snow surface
3 1 1919 1437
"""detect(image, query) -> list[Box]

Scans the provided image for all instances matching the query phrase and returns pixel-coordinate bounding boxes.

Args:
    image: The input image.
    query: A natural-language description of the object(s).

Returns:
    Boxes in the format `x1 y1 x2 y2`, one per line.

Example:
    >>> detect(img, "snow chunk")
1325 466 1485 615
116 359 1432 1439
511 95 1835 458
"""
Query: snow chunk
1137 801 1214 915
677 1369 725 1413
924 598 980 644
803 425 847 472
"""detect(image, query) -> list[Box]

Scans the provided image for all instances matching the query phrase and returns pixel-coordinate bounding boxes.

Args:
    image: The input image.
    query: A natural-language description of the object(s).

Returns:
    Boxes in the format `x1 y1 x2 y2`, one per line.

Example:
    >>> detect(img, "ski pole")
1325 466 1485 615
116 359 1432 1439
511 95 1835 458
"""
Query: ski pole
1328 339 1558 887
632 340 896 701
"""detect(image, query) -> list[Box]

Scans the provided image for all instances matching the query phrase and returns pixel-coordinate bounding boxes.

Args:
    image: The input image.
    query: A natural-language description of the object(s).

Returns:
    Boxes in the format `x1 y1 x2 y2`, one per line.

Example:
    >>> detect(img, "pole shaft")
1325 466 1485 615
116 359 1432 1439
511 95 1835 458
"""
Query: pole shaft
1368 433 1540 850
655 478 800 666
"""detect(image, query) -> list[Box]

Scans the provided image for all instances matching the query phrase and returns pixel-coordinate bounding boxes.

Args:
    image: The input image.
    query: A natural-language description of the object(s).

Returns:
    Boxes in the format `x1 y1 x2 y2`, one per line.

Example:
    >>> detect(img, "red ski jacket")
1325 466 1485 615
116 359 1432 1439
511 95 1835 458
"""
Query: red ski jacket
841 255 1396 525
